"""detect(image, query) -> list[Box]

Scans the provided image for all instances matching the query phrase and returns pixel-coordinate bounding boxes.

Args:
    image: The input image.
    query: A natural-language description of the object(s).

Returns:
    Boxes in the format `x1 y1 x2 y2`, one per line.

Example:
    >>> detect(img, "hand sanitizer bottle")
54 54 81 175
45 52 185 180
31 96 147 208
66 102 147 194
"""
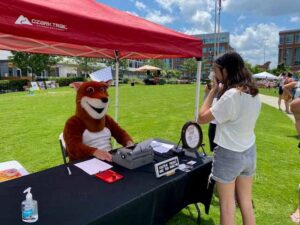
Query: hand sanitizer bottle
22 187 38 223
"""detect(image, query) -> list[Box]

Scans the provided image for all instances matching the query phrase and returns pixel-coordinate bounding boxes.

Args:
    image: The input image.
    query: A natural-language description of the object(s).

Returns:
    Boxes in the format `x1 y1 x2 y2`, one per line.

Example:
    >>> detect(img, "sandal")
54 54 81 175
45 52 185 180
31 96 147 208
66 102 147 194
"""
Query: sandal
290 208 300 224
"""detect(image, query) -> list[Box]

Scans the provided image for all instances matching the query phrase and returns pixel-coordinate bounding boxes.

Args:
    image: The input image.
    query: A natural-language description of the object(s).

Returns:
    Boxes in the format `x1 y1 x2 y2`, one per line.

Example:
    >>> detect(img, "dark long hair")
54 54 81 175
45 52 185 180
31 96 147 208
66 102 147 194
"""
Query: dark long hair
215 52 258 97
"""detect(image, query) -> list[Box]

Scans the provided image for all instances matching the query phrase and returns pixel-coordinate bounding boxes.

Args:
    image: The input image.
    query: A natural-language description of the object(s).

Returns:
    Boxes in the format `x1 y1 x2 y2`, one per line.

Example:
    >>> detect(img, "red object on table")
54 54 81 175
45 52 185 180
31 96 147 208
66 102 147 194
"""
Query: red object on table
95 170 123 183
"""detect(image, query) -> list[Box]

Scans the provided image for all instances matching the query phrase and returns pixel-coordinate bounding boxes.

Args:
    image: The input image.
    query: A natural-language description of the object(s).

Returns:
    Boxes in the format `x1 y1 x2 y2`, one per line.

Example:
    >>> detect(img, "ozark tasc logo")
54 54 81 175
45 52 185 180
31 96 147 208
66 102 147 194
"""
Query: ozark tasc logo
15 15 32 25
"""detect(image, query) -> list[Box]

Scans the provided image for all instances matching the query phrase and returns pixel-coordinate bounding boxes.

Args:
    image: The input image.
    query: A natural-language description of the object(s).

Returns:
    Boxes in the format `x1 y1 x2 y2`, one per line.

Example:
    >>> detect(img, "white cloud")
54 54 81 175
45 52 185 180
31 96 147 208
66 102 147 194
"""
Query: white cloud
231 23 283 68
238 15 246 21
135 1 146 10
155 0 214 16
190 10 214 33
154 0 215 34
183 28 207 35
126 11 139 17
223 0 300 16
290 16 300 22
145 10 174 25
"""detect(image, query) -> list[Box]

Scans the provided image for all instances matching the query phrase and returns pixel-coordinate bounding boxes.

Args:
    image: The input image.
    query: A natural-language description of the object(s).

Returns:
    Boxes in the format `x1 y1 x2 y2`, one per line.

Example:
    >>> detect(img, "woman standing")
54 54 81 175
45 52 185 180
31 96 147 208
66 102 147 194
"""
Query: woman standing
284 80 300 139
278 72 287 110
198 52 261 225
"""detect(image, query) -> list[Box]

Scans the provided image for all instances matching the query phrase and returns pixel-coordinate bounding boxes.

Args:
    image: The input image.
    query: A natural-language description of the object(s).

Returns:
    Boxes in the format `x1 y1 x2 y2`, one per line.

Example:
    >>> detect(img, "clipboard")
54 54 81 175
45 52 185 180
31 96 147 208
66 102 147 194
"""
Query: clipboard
95 170 124 183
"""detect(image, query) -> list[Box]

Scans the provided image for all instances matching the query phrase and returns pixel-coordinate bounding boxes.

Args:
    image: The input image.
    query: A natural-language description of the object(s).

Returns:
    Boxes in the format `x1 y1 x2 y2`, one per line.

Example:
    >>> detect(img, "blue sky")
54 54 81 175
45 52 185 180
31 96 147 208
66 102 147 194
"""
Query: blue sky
1 0 298 67
97 0 300 68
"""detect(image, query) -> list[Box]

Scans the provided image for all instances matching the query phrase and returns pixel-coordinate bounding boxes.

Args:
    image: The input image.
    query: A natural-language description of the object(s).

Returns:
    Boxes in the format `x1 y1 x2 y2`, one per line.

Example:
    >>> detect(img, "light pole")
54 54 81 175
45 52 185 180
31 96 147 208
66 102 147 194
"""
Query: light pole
263 38 268 63
214 0 217 59
214 0 222 58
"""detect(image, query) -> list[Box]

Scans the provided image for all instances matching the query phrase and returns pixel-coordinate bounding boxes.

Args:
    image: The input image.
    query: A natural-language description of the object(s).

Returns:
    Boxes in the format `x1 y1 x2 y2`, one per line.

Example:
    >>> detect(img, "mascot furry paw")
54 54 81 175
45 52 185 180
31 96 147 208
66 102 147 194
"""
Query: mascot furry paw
63 81 133 162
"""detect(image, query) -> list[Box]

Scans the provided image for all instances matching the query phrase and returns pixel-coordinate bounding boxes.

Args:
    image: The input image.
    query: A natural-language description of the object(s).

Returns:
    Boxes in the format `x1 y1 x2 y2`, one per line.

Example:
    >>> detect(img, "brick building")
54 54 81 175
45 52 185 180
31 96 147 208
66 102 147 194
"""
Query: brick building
278 29 300 72
167 32 233 79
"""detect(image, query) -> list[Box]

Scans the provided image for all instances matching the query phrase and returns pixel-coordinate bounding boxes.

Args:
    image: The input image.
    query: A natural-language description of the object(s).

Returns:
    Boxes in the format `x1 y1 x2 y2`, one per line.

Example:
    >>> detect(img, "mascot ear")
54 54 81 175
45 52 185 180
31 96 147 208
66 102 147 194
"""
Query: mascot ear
69 82 83 91
105 80 113 87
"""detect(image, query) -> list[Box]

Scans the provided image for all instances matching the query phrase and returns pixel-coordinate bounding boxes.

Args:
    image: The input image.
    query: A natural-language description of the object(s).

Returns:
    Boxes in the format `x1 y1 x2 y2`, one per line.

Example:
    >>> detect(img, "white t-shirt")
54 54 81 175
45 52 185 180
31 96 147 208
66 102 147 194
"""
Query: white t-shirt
82 127 112 151
210 88 261 152
210 98 218 124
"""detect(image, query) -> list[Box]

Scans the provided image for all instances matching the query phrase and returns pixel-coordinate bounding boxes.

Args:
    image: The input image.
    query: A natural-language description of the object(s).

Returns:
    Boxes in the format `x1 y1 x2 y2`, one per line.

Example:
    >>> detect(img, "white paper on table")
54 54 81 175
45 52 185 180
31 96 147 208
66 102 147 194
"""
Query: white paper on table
150 141 174 154
74 158 112 175
0 160 29 175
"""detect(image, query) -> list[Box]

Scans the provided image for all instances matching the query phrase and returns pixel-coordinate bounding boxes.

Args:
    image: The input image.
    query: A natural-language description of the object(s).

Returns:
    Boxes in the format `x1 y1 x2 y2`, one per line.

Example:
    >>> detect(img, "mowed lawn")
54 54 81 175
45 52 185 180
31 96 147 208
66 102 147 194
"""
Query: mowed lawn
0 84 299 225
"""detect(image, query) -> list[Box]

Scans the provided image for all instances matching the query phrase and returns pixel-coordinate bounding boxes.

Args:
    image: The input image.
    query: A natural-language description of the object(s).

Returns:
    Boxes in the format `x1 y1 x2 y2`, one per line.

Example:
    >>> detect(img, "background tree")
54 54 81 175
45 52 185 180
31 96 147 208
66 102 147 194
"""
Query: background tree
10 52 59 78
148 59 166 70
105 59 128 70
75 57 103 77
165 69 181 79
180 58 197 77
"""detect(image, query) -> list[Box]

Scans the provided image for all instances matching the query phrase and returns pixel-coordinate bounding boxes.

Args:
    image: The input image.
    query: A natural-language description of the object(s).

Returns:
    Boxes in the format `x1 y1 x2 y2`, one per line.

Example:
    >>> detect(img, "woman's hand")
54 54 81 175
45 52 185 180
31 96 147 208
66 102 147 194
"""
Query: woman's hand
93 149 112 162
211 77 220 94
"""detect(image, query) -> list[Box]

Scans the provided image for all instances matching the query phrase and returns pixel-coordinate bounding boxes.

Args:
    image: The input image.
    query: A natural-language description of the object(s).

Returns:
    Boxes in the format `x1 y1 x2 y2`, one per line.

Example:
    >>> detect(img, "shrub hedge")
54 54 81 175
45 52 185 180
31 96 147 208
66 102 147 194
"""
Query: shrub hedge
49 77 85 87
0 79 29 93
0 77 86 93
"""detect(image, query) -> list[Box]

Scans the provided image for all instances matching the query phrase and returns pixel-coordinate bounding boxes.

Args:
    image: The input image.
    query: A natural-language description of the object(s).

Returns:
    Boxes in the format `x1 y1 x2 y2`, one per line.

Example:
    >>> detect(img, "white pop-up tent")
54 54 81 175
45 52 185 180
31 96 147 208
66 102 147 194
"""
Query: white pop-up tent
253 72 279 80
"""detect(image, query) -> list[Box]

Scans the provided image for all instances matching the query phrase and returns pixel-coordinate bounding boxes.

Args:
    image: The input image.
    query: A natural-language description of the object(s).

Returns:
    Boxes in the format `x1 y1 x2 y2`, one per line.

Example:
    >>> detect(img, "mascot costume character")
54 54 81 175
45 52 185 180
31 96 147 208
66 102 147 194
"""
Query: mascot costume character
64 81 134 162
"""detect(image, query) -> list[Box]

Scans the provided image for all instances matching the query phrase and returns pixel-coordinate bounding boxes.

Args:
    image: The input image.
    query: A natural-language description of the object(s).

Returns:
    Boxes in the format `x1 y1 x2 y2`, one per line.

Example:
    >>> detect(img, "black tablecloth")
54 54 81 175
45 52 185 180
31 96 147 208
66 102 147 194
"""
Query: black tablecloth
0 143 214 225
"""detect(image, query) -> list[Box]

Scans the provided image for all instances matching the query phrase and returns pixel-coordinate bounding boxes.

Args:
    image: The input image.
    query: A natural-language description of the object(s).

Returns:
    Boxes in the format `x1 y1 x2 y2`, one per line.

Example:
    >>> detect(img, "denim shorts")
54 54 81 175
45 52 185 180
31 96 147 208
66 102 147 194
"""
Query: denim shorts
210 145 256 184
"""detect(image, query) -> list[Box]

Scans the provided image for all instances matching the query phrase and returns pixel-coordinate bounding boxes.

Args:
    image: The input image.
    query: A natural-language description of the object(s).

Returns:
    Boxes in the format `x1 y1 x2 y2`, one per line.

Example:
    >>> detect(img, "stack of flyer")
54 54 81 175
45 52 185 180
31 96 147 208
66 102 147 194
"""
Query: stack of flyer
0 169 22 182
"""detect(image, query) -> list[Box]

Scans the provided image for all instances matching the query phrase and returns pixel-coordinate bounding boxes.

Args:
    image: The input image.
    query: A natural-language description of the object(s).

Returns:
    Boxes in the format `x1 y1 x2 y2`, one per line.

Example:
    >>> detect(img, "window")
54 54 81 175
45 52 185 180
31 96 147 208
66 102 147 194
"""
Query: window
279 35 284 44
295 33 300 43
285 34 293 44
203 47 206 53
279 49 284 63
55 67 59 77
219 46 225 53
295 48 300 65
285 48 292 66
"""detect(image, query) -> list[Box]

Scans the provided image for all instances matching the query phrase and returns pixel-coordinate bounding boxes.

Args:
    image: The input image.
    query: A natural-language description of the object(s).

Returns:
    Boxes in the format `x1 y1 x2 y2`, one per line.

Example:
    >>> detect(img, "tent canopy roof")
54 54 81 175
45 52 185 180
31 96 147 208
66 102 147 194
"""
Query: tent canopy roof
135 65 162 72
253 72 278 80
0 0 202 59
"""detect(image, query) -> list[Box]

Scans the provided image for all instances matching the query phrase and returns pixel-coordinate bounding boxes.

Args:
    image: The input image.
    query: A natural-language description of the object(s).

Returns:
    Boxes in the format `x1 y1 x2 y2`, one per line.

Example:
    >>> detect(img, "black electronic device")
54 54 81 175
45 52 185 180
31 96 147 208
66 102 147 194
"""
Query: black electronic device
112 139 154 169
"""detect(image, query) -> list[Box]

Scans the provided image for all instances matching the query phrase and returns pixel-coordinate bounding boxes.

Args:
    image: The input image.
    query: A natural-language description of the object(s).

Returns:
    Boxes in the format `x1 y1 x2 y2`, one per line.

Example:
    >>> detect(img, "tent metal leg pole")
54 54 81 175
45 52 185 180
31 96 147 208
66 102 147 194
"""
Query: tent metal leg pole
194 60 202 122
114 51 119 123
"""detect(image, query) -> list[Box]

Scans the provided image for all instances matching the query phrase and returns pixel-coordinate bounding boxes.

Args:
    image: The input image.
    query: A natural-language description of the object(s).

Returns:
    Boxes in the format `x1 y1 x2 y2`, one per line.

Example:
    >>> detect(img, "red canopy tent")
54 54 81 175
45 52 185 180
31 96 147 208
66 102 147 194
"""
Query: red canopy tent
0 0 203 120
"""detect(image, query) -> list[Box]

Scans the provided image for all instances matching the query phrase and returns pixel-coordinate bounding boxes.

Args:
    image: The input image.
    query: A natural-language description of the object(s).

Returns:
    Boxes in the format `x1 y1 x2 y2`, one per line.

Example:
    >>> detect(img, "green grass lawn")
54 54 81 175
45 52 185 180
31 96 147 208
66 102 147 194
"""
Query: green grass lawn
0 84 299 225
259 87 279 97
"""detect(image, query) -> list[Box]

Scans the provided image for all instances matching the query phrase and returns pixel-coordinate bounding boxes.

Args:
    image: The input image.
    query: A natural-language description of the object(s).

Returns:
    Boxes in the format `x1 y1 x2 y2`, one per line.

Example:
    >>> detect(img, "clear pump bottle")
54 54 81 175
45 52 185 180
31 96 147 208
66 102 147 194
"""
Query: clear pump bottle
21 187 38 223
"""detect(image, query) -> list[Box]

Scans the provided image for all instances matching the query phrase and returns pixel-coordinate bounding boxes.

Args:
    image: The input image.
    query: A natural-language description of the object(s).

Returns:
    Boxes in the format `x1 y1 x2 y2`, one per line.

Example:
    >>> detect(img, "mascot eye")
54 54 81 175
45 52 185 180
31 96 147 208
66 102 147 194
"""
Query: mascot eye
86 87 95 94
99 87 107 92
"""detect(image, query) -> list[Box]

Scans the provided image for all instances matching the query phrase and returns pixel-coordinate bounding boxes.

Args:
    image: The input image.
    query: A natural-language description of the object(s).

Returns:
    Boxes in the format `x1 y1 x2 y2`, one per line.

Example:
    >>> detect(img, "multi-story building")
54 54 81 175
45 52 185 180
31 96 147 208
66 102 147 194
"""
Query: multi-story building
194 32 232 79
164 32 232 79
0 60 23 78
278 29 300 72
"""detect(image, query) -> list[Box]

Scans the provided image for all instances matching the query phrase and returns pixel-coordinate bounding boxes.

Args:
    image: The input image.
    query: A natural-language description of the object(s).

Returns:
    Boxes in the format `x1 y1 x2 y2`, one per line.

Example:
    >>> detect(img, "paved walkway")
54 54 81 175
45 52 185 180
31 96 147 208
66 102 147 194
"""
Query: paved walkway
259 94 295 123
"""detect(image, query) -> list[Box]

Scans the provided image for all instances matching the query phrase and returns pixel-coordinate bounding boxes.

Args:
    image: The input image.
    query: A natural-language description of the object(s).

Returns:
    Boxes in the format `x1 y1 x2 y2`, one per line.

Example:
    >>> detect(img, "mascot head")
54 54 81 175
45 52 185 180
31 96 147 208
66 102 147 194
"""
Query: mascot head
72 81 109 121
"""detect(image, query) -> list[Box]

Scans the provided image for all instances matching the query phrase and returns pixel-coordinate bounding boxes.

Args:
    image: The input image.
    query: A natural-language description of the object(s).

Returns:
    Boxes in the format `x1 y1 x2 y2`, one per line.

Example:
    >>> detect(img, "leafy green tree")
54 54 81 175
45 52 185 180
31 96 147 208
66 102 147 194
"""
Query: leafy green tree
148 59 166 70
244 61 264 74
180 58 197 77
10 52 59 78
165 69 181 79
105 59 128 70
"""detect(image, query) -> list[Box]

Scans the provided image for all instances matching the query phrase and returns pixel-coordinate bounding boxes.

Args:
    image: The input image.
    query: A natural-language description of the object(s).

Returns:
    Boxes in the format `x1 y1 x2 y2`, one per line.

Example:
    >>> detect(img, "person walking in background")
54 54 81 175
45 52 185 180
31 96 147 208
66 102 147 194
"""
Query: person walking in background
282 72 294 114
204 76 219 152
278 72 286 110
284 79 300 139
198 52 261 225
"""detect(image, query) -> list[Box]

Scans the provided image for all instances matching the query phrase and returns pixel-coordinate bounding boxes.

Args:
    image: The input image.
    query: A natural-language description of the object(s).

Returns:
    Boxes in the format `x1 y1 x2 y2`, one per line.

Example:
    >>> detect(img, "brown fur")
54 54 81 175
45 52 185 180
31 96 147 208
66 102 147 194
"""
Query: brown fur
63 81 132 161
